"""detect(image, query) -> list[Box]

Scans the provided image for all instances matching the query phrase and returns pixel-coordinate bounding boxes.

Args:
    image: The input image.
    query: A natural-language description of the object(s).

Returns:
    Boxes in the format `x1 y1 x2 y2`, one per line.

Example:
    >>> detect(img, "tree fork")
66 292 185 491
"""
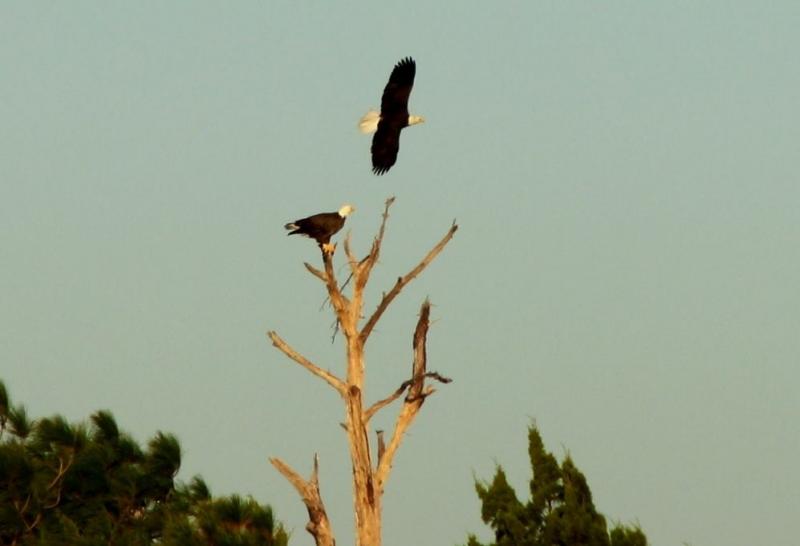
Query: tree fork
269 455 335 546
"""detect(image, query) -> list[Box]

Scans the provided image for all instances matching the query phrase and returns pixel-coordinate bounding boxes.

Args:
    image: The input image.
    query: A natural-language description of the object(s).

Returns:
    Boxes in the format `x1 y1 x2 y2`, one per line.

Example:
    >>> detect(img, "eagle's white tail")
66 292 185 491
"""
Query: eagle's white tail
358 110 380 134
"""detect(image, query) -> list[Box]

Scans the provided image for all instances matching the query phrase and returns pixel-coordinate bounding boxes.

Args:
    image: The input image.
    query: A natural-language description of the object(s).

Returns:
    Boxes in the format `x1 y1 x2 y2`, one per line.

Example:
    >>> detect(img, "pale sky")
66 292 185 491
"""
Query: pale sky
2 3 799 546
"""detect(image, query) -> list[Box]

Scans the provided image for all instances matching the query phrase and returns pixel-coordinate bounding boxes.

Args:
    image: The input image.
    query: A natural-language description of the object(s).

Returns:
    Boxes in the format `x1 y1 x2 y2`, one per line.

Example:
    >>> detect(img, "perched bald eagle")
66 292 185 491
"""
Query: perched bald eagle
359 57 424 175
284 205 355 254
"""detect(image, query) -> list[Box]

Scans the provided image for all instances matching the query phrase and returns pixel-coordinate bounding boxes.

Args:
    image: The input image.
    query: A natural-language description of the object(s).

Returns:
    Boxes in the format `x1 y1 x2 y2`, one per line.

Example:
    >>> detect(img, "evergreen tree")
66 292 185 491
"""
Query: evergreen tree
466 425 647 546
0 379 288 546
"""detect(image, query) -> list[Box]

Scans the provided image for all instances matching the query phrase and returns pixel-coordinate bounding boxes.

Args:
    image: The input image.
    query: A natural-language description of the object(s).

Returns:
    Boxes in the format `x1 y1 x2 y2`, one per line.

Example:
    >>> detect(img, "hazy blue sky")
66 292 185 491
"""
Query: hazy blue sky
2 2 799 545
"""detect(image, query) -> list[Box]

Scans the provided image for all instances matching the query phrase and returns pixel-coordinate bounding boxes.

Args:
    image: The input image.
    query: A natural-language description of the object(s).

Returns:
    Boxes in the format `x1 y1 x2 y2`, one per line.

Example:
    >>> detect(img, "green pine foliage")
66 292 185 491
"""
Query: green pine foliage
466 425 647 546
0 379 288 546
609 524 648 546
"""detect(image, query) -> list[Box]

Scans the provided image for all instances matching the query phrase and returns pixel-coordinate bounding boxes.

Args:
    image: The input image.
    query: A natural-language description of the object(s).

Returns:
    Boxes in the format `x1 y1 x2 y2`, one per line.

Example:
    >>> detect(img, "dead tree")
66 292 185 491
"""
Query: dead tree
267 197 456 546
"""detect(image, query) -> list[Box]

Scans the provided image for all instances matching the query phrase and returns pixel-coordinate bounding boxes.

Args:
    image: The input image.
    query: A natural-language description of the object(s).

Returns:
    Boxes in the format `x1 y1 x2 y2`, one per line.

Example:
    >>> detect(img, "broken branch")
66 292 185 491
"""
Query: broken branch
365 369 453 422
376 430 386 464
375 300 442 490
270 455 336 546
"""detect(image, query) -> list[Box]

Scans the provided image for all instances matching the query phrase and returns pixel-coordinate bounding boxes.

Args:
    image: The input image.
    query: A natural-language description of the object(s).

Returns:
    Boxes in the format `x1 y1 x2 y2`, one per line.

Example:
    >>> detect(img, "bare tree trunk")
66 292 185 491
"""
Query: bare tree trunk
268 198 456 546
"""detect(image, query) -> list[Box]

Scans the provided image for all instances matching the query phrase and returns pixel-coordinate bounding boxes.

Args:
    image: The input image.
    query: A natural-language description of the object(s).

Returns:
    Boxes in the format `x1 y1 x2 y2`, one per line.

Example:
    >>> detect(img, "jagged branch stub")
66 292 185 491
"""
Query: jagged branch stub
270 455 336 546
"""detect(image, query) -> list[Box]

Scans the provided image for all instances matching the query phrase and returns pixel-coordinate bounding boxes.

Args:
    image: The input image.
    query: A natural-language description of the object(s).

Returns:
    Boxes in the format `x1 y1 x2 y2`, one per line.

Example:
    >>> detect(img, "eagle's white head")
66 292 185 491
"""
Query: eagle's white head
338 204 355 217
408 114 425 126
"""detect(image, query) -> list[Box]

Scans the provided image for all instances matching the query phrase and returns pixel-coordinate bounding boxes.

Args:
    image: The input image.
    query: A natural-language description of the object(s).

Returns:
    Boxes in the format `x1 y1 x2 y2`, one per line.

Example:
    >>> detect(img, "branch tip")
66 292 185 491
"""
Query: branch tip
266 331 346 395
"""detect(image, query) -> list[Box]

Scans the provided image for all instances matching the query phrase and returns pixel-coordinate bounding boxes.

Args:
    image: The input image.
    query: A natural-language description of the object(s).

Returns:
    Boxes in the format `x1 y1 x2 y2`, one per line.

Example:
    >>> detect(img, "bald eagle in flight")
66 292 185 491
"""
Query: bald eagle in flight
284 205 355 254
359 57 424 175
